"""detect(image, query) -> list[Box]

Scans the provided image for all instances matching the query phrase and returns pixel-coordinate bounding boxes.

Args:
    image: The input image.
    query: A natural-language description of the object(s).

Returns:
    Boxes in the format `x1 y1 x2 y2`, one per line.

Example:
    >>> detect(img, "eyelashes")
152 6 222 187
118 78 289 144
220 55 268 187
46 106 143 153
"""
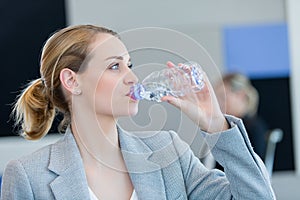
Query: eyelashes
109 63 119 70
127 61 133 69
109 61 133 70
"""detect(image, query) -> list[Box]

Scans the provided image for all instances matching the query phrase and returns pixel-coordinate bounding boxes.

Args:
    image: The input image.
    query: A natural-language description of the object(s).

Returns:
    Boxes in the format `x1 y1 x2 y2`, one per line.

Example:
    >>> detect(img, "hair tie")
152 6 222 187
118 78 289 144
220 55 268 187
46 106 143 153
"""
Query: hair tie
40 77 46 87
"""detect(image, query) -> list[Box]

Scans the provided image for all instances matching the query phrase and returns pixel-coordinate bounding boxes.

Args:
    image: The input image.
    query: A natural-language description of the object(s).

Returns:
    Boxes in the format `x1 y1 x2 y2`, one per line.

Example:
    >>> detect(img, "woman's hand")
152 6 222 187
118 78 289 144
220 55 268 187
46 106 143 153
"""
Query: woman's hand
161 62 229 133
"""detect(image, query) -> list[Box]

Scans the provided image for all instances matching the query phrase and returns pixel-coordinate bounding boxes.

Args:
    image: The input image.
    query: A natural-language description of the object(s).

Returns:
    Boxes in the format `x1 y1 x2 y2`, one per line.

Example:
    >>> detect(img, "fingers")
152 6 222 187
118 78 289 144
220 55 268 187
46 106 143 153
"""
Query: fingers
161 95 183 109
166 61 175 68
166 61 185 69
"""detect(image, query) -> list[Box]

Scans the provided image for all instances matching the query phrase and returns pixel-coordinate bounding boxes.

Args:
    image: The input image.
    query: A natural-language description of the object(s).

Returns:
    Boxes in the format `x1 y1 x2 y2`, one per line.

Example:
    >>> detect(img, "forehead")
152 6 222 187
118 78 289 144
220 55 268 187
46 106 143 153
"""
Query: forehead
88 33 129 59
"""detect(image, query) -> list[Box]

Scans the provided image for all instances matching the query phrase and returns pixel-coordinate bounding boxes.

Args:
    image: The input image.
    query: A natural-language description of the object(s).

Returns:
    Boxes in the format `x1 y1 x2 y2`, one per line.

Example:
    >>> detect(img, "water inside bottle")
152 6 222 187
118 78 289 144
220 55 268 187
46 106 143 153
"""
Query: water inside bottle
129 62 205 102
130 83 174 102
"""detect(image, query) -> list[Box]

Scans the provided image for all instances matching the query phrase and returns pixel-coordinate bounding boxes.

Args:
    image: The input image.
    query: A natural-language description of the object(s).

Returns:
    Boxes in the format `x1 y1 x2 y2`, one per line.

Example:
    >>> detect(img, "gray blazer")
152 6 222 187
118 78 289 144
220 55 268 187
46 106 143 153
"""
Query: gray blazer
1 116 275 199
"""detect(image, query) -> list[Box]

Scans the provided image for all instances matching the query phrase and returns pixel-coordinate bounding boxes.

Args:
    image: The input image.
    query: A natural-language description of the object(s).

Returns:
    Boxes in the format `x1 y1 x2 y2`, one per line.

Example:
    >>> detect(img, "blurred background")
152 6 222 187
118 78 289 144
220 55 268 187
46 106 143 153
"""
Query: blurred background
0 0 299 199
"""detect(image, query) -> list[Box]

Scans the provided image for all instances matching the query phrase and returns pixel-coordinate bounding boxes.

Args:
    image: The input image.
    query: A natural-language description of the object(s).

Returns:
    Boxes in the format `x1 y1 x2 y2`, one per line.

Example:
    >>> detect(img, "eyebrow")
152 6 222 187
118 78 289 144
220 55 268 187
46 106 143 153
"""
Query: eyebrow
105 56 131 64
105 56 124 60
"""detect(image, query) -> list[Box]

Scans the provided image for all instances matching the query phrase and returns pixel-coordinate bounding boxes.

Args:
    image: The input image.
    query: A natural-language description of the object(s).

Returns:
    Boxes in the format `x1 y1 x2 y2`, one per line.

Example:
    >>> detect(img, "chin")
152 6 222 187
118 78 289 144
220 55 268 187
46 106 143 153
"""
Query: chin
113 107 139 117
126 102 139 116
127 108 139 116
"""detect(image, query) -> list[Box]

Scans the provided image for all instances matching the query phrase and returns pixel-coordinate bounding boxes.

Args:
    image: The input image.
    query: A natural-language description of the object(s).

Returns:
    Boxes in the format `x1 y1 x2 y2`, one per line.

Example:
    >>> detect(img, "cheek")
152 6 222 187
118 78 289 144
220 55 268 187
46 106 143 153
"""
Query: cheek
94 76 123 109
95 78 117 102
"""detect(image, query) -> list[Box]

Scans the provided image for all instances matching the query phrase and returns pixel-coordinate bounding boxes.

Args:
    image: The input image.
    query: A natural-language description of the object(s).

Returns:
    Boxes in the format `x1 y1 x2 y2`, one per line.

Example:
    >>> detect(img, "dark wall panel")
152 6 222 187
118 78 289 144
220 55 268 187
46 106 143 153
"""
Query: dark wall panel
252 78 294 171
0 0 66 136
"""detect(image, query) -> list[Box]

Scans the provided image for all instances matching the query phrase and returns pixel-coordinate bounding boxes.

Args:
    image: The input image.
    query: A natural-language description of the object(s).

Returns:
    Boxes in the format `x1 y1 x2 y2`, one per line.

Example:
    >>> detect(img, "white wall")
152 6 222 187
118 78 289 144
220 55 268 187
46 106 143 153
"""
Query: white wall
65 0 285 72
65 0 285 27
286 0 300 175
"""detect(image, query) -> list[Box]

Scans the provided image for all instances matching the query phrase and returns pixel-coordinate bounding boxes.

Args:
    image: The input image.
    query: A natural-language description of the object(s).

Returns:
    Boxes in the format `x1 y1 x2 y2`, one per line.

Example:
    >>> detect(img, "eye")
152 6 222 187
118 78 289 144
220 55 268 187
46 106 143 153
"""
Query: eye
128 61 133 69
109 63 119 70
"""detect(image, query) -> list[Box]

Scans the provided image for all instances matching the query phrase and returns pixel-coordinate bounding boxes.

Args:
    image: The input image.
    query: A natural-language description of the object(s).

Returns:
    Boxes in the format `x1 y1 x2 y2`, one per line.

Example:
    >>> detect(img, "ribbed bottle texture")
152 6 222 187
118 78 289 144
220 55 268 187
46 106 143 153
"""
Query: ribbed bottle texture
129 62 205 102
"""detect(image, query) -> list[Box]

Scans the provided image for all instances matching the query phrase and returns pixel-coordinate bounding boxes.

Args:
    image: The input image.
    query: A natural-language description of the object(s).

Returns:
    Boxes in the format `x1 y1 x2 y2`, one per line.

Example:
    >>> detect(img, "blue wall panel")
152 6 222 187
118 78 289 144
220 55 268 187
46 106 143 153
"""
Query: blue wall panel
223 23 290 78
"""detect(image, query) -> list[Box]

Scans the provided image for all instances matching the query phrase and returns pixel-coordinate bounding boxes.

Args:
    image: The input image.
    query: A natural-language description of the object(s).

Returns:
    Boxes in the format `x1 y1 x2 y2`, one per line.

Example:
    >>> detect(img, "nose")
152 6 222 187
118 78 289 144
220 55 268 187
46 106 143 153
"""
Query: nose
124 68 138 85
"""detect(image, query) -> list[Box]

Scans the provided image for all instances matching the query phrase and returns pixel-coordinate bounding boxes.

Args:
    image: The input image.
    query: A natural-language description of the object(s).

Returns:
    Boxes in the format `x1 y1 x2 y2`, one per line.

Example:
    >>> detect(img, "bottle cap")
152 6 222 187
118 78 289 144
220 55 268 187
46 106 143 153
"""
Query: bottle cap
129 83 145 100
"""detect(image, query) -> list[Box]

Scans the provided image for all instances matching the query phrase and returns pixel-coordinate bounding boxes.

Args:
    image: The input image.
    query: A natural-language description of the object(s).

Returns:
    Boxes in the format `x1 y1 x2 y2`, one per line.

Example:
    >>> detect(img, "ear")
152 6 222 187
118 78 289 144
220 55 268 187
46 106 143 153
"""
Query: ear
60 68 81 95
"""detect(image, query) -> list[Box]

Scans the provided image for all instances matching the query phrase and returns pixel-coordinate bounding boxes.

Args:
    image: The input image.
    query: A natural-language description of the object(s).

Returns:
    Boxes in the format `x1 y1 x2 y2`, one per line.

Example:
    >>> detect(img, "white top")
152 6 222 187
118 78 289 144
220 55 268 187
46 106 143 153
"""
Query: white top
88 187 138 200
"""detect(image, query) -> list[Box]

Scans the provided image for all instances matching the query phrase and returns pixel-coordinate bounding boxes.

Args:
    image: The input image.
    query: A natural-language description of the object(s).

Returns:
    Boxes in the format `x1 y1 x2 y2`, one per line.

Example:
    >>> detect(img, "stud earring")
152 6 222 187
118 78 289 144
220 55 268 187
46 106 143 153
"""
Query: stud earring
73 88 82 95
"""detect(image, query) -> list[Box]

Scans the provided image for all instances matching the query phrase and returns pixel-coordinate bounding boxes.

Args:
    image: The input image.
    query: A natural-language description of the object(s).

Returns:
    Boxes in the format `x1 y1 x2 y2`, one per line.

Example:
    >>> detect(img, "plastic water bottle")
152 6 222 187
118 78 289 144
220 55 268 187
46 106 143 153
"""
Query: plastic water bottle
129 61 205 102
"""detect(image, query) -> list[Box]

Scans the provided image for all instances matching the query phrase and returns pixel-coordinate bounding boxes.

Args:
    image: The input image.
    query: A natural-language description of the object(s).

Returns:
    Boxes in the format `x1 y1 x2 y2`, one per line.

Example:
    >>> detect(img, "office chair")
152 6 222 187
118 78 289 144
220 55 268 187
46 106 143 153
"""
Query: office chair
264 128 284 177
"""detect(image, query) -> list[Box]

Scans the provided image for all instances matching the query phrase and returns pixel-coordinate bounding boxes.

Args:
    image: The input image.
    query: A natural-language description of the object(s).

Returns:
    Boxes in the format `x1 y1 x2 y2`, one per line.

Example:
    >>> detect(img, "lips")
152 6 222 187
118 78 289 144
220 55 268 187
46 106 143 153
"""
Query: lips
126 90 137 101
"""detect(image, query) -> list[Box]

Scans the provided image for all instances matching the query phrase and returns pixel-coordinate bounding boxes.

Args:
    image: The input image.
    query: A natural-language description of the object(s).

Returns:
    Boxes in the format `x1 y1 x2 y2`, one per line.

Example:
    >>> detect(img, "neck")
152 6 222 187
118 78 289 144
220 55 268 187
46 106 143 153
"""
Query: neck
72 112 118 144
71 112 127 172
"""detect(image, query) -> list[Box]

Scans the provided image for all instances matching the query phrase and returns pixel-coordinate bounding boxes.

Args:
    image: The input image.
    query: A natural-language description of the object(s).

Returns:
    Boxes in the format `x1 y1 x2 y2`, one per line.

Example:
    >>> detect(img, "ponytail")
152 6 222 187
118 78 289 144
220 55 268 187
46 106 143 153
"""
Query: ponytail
12 25 119 140
13 78 56 140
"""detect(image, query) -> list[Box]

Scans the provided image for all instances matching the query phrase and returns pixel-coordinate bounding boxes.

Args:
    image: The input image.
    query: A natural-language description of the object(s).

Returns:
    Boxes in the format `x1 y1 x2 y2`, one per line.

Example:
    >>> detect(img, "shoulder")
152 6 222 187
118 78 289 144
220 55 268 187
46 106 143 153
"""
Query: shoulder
1 142 53 195
1 138 65 200
131 130 191 164
119 128 189 151
9 145 51 171
4 135 65 175
129 129 189 150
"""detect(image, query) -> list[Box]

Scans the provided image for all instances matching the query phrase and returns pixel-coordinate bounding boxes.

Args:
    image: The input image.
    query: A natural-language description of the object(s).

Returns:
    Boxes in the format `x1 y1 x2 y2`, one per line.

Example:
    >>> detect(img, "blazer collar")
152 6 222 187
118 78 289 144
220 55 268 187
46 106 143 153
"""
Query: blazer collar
118 127 167 199
48 128 90 200
47 127 167 199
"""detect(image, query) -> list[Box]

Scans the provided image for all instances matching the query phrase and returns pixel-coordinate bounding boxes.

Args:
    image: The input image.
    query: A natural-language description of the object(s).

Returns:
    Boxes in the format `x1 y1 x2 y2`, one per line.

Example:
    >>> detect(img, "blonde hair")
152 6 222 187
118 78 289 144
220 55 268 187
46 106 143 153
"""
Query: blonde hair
222 73 259 117
13 25 118 140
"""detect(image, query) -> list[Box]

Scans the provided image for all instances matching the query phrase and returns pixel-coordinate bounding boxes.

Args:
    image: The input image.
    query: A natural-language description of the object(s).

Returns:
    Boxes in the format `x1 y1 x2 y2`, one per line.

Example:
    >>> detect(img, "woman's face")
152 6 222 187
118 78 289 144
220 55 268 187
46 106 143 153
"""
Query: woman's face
75 33 139 118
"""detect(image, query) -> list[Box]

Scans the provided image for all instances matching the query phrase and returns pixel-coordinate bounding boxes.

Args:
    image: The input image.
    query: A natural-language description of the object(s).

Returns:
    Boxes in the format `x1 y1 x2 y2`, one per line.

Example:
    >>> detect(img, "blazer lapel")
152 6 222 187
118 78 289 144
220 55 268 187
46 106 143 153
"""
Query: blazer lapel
118 128 167 200
48 130 90 200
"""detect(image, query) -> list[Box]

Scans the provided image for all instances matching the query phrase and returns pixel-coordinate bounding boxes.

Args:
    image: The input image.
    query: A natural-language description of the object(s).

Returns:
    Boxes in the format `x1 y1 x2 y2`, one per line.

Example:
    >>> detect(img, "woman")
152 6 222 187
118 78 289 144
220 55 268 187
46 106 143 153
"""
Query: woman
1 25 275 200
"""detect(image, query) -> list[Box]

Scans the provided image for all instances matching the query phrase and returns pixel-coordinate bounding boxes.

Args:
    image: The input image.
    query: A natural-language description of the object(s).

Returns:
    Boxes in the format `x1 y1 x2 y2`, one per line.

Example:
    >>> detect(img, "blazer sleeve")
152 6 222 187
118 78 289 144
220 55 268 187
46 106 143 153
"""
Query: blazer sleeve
1 159 34 200
172 115 276 200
